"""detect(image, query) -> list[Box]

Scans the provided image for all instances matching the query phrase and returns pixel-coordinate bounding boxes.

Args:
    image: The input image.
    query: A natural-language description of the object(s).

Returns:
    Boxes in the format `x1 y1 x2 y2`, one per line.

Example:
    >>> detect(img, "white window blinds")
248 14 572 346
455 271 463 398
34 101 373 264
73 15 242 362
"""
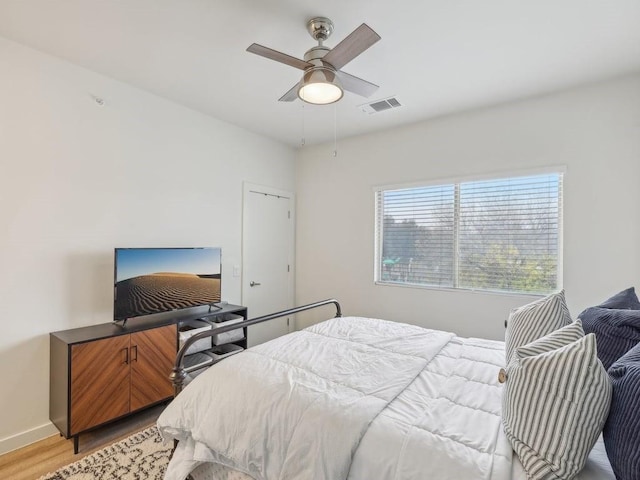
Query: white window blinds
375 173 563 295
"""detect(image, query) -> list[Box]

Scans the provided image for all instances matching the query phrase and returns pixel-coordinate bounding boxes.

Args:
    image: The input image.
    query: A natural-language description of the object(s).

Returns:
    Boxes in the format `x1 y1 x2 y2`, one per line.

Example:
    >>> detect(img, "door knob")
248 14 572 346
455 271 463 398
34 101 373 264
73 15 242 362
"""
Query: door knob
249 281 261 287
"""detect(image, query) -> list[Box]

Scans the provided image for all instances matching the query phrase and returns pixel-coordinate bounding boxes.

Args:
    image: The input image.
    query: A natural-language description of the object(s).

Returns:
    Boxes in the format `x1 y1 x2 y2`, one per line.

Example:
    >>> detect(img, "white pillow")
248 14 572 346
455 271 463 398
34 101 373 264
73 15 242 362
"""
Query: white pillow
505 290 572 364
502 331 612 480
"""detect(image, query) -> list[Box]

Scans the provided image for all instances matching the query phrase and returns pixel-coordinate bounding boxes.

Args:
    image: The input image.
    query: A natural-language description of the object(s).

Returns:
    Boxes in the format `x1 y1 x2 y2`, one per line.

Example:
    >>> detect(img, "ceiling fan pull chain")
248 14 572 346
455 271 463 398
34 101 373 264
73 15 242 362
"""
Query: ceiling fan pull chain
301 103 306 147
333 103 338 157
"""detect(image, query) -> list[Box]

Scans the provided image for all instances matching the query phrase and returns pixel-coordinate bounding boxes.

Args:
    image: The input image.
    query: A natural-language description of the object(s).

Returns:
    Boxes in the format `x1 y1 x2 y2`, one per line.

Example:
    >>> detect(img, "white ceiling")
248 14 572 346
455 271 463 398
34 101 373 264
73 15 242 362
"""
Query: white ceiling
1 1 639 147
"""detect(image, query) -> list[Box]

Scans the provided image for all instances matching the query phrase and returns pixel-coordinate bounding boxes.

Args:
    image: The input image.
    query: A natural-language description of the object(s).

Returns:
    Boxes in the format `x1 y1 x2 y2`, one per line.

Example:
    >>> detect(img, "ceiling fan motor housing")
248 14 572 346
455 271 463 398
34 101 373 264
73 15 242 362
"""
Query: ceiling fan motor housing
304 45 330 66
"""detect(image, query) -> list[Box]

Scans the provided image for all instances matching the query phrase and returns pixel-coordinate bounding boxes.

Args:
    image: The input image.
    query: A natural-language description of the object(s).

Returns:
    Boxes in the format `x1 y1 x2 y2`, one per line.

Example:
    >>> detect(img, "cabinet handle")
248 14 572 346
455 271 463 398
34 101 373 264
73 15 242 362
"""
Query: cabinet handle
132 345 138 362
122 347 129 365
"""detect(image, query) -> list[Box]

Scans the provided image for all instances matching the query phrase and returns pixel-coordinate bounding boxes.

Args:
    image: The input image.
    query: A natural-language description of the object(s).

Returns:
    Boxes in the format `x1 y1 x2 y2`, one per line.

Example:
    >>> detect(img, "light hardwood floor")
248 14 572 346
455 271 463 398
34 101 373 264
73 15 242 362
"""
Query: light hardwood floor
0 404 166 480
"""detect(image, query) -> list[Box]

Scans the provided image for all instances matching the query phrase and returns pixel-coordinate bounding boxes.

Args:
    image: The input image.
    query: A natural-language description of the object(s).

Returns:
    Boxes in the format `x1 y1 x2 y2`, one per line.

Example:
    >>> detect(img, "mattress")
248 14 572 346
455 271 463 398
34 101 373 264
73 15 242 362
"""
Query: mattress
159 317 615 480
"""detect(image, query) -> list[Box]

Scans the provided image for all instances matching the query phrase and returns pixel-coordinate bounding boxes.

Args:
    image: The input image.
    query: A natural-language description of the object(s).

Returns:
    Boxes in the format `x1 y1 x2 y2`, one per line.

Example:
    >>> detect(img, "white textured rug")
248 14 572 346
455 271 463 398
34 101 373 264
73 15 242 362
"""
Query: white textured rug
39 426 171 480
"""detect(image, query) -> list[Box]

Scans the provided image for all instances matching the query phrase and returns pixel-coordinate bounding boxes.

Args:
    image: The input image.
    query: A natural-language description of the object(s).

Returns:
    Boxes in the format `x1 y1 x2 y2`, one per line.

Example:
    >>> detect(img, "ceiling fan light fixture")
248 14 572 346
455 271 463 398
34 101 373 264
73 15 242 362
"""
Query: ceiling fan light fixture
298 66 343 105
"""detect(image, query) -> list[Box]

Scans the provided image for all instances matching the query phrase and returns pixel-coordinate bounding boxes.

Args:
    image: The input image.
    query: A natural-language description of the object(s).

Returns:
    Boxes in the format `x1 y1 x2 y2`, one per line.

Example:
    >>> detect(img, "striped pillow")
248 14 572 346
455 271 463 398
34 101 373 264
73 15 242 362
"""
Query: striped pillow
603 343 640 480
505 290 572 364
513 319 584 359
502 332 612 480
597 286 640 310
579 307 640 369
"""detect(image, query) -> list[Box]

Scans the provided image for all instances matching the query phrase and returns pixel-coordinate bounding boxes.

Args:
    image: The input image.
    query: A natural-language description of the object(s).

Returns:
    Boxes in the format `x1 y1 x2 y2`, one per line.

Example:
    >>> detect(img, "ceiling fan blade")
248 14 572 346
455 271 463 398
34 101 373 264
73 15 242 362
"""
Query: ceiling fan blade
322 24 381 70
247 43 312 70
336 70 379 98
278 82 301 102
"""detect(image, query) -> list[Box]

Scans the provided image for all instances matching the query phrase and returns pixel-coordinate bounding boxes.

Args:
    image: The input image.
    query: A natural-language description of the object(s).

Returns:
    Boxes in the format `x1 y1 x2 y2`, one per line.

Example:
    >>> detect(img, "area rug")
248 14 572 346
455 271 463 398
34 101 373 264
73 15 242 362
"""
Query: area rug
38 426 171 480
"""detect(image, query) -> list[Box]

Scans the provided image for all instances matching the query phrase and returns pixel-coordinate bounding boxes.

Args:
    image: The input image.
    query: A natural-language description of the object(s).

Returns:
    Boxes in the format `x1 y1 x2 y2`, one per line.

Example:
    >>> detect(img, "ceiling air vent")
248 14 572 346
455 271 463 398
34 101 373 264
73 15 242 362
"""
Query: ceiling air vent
359 96 402 114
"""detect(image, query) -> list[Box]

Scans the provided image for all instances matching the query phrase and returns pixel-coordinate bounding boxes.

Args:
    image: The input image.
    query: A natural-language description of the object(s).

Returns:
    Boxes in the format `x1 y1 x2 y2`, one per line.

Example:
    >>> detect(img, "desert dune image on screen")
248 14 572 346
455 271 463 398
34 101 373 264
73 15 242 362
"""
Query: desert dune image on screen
114 248 221 320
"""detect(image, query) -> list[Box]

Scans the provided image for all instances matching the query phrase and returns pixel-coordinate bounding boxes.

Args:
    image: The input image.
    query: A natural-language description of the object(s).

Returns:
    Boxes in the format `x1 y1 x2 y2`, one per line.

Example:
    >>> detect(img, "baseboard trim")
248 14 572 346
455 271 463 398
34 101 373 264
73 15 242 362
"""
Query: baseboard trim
0 422 59 455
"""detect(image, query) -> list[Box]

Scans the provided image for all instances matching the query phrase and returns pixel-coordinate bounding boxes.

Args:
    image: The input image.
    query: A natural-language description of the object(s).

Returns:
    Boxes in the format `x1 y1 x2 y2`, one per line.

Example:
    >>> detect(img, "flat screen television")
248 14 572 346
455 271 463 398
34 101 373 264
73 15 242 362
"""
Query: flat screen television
114 247 222 321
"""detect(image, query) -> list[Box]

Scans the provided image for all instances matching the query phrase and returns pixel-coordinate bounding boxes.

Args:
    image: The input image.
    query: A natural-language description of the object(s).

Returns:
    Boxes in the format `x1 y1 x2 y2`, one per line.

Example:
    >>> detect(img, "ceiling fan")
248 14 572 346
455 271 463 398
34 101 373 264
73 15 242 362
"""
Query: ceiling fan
246 17 381 105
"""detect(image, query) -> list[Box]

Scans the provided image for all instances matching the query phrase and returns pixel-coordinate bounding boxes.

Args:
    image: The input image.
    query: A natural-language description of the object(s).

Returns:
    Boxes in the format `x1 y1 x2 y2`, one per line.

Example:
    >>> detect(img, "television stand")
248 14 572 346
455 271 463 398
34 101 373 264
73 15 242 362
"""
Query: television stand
49 304 248 453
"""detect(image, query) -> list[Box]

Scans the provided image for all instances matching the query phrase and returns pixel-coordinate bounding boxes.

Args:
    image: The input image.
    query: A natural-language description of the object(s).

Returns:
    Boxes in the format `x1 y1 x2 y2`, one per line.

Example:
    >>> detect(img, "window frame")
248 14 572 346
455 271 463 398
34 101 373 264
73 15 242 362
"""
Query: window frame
374 167 565 296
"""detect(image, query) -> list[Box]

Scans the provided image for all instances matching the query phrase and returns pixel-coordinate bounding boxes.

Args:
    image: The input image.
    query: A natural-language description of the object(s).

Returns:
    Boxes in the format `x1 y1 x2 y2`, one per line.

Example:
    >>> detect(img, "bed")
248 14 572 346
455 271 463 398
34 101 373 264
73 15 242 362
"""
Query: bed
157 299 616 480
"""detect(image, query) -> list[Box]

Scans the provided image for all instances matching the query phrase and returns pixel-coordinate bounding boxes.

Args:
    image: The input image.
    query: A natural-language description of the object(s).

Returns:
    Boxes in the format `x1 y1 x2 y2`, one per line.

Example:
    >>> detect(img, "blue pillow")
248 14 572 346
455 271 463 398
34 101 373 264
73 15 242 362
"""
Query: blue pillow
579 307 640 369
598 287 640 310
603 343 640 480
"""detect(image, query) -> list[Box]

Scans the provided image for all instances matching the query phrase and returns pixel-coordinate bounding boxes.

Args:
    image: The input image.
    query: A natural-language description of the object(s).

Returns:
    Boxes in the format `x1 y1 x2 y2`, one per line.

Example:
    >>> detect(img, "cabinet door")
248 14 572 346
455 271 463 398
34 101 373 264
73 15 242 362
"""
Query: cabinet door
130 324 176 411
70 335 130 435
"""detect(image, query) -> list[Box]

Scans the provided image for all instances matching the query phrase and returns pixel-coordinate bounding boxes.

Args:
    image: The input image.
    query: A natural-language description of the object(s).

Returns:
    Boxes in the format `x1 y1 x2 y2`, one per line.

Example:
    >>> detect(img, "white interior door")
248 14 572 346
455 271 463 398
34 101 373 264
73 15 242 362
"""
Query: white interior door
242 183 294 347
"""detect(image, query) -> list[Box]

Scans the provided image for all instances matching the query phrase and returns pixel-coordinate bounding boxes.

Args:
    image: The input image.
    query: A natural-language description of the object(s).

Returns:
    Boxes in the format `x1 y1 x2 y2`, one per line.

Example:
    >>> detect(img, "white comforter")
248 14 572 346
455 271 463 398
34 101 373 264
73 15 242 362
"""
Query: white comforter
157 317 513 480
349 334 512 479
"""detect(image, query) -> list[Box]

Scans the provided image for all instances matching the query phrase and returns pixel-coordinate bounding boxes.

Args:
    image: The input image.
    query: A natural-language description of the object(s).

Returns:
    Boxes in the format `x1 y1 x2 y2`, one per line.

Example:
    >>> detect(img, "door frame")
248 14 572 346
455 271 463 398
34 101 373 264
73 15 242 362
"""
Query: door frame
242 182 295 332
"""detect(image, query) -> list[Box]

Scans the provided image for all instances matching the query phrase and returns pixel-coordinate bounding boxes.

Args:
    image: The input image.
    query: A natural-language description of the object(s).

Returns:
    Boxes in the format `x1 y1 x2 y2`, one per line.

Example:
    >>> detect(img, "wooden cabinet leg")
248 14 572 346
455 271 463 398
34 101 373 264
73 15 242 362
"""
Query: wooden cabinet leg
74 435 79 454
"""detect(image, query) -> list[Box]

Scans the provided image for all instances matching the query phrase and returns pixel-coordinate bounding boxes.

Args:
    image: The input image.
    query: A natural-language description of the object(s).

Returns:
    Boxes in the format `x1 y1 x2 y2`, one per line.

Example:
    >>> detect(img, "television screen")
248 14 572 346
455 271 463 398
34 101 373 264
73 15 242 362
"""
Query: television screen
114 247 222 321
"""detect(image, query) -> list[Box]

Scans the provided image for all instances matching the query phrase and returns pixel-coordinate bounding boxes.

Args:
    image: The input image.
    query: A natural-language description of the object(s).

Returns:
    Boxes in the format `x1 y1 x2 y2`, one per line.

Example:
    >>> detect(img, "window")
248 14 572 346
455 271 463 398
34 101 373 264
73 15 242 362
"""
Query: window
375 172 563 295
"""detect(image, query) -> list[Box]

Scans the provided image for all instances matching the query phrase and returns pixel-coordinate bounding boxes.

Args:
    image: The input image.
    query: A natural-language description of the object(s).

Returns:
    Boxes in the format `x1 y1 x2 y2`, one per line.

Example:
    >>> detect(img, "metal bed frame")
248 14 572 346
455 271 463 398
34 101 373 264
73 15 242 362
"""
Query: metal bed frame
170 298 342 396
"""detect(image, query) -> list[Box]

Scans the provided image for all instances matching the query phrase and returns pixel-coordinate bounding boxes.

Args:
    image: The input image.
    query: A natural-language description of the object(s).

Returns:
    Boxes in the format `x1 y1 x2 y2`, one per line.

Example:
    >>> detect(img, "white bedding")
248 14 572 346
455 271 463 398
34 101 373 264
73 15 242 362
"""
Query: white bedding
187 441 615 480
158 316 614 480
348 335 512 480
511 437 615 480
159 317 456 480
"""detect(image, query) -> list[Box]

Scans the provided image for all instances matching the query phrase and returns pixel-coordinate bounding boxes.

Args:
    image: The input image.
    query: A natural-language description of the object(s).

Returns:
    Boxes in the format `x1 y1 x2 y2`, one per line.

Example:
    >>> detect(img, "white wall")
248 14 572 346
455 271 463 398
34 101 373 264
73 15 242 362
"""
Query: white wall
0 37 295 453
295 74 640 339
